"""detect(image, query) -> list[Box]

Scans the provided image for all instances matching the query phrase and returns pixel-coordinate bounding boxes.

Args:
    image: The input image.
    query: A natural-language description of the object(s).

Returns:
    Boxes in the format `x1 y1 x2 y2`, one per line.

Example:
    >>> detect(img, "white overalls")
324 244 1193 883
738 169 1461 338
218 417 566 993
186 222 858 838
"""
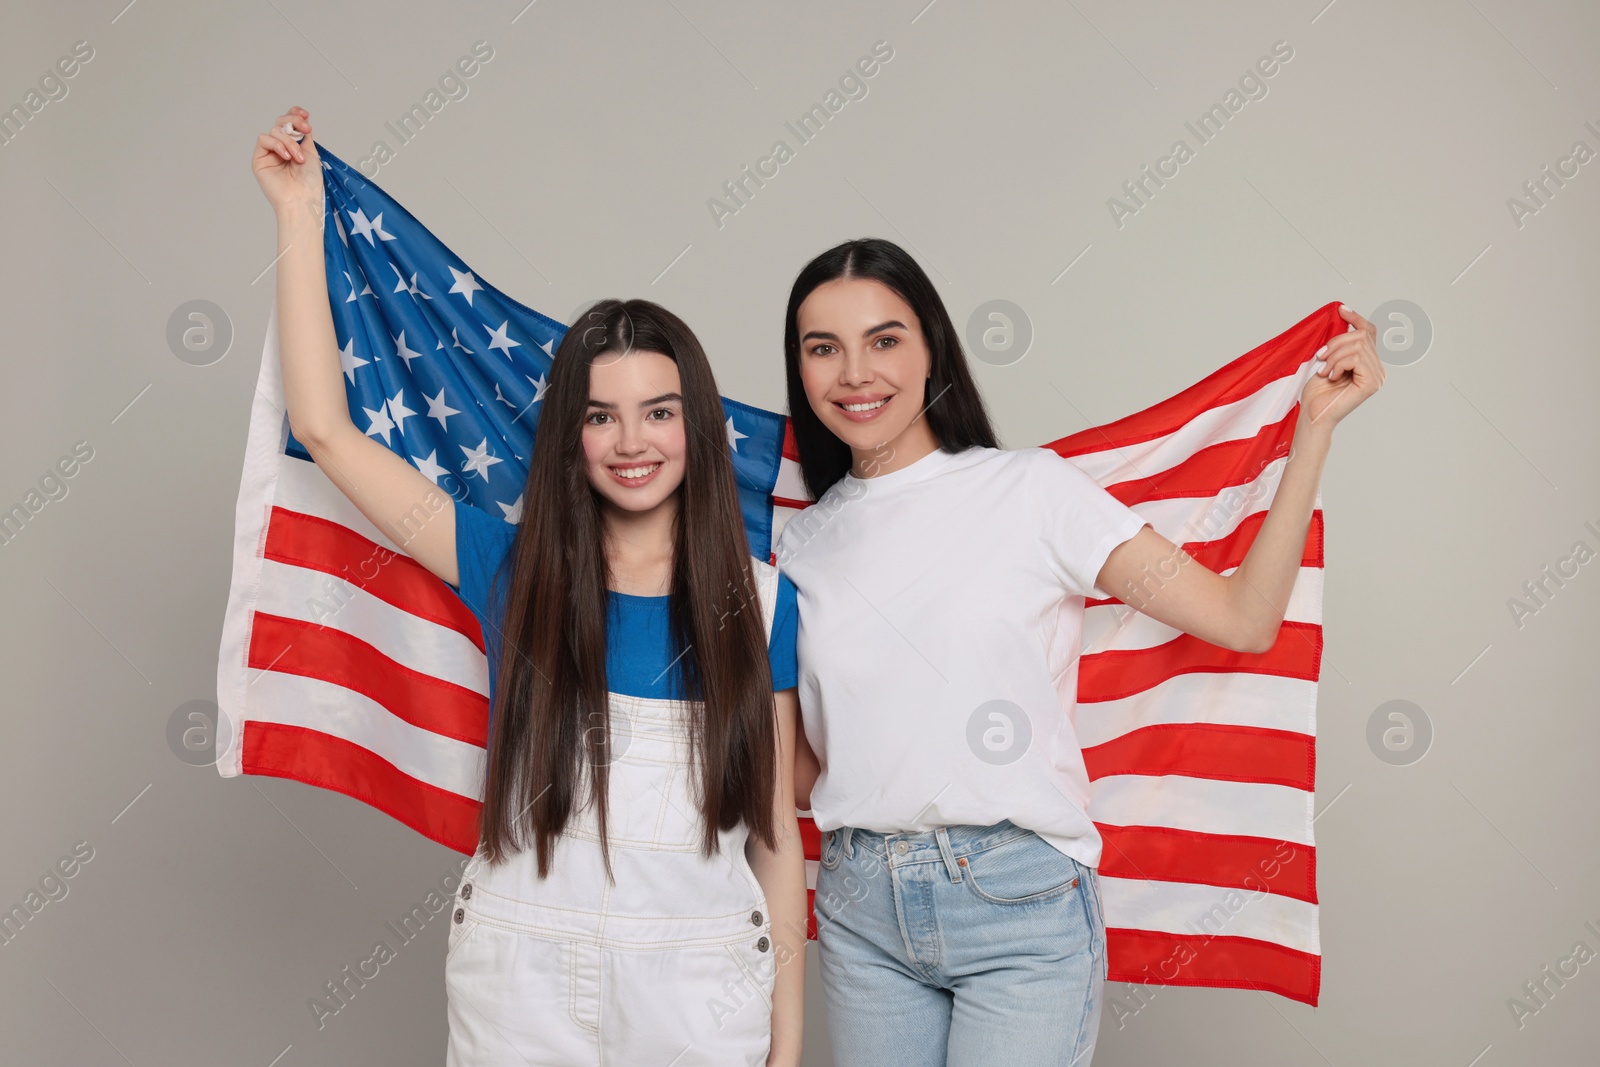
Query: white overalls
444 558 781 1066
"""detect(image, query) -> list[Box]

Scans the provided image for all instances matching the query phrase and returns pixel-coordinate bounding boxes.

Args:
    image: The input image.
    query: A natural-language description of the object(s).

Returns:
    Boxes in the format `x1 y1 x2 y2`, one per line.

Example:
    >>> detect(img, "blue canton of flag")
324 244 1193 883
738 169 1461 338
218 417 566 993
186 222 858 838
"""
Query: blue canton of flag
303 145 789 558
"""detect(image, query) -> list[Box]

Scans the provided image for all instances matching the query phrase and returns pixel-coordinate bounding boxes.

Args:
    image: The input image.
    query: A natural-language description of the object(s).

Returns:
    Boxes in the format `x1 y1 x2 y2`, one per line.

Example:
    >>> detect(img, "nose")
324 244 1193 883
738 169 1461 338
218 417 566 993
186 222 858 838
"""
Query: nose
615 416 649 455
839 344 873 387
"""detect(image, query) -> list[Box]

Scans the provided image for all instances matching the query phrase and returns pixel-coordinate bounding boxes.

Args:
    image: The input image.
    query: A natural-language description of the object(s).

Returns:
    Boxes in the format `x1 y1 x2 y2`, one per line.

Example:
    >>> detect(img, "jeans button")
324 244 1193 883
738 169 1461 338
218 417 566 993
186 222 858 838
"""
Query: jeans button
894 841 909 855
461 884 472 900
756 936 769 952
751 910 763 925
453 908 464 924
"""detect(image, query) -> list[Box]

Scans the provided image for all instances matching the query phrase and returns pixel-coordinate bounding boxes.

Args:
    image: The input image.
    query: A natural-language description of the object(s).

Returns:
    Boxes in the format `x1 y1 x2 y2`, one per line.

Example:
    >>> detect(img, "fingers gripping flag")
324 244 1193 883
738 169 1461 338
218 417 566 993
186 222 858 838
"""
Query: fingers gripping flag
219 144 1338 1007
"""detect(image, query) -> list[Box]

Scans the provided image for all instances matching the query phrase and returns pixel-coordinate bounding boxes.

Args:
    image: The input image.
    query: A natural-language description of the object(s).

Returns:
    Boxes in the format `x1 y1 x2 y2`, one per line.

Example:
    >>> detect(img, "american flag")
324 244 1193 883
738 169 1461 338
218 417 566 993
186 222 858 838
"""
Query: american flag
218 144 1331 1007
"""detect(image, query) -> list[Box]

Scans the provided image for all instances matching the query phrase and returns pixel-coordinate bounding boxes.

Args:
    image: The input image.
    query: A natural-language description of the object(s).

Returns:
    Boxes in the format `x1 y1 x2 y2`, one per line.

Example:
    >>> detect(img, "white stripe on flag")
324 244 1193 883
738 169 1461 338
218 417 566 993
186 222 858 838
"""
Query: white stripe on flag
253 557 489 696
1090 775 1314 845
1098 873 1320 955
246 671 486 799
1074 671 1317 749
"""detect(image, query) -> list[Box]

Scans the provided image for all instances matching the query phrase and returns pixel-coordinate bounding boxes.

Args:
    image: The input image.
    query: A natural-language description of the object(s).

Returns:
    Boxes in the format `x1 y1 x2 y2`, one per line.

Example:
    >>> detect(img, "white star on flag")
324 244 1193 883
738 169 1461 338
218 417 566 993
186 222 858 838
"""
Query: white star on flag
346 208 395 244
412 449 449 484
386 389 417 432
447 266 483 306
363 402 396 445
391 265 432 300
434 328 474 355
338 339 369 383
726 416 748 452
424 387 461 430
459 438 503 481
342 271 373 303
392 331 424 370
484 320 521 359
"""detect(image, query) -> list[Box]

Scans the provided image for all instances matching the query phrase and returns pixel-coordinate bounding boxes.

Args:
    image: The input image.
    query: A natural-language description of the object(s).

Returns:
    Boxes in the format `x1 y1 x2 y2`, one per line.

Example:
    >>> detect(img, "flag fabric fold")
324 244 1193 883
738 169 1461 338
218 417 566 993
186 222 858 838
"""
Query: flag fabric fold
218 143 1335 1006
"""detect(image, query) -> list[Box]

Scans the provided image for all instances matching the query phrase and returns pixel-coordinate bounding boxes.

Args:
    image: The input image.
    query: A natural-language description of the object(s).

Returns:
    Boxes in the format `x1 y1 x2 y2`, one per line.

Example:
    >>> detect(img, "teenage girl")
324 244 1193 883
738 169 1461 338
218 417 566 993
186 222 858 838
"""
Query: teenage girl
252 107 806 1066
775 238 1382 1066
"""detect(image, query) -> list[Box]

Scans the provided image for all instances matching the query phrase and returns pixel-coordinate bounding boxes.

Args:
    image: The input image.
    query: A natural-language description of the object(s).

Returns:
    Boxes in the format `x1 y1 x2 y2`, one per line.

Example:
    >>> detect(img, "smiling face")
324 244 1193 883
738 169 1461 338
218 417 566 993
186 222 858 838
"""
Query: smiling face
581 349 687 514
795 276 941 469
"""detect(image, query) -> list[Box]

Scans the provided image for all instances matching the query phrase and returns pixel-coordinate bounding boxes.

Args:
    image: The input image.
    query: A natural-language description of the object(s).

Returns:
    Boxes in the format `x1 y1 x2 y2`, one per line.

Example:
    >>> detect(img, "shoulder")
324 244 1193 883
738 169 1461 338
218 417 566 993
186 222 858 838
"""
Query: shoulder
451 495 519 598
454 495 518 553
995 448 1115 527
1012 446 1099 490
947 446 1085 500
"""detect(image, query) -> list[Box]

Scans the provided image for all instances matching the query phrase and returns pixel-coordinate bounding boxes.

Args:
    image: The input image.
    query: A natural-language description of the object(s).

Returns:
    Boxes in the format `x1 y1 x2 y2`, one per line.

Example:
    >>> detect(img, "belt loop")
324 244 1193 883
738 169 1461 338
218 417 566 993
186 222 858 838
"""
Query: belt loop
935 827 961 882
839 825 856 860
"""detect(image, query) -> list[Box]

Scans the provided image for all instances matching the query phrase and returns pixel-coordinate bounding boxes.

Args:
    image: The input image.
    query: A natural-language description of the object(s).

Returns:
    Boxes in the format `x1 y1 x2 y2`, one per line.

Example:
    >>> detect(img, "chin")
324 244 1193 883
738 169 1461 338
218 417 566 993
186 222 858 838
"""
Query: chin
826 417 908 453
589 470 682 513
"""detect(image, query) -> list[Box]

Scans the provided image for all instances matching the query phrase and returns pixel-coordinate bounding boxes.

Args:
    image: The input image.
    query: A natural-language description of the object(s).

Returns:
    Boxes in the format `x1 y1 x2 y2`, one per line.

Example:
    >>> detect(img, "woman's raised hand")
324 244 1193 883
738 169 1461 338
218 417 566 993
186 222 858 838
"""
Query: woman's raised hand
252 106 322 213
1300 303 1386 433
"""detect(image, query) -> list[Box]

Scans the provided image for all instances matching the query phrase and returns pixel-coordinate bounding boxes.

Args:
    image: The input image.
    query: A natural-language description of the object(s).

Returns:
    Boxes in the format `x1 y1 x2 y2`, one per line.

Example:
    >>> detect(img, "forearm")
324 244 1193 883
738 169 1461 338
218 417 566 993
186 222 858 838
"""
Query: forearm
748 814 807 1065
1228 420 1331 651
273 195 349 444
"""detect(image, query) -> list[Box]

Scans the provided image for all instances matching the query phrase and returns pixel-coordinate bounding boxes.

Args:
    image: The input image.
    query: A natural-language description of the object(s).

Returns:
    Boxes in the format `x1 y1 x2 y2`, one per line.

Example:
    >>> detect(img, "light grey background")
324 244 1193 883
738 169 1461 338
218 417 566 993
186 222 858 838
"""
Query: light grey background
2 0 1597 1063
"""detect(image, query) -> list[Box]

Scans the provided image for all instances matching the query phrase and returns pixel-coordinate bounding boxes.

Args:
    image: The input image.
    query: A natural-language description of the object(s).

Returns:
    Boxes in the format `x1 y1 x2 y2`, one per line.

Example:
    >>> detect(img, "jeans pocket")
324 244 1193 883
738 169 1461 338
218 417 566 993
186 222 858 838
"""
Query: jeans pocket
1082 867 1110 980
820 828 844 870
963 832 1084 906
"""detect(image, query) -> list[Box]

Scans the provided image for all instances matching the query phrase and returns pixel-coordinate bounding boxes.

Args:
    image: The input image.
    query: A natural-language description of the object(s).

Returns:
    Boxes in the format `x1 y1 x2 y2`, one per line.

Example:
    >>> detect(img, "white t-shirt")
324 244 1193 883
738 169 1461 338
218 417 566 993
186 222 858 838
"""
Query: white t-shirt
775 444 1150 868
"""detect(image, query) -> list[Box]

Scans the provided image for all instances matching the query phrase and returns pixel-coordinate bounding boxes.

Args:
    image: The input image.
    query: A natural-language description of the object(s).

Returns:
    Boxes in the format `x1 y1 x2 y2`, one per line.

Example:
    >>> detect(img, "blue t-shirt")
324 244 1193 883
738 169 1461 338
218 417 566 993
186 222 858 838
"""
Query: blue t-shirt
448 496 798 718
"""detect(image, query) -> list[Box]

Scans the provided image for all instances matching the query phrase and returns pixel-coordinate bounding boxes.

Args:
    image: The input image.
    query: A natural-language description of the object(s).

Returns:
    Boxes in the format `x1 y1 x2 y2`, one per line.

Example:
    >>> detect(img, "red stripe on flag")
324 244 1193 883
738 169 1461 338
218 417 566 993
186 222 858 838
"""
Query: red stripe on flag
265 506 486 653
1106 927 1321 1006
1082 723 1314 791
1097 408 1300 508
1079 620 1323 704
1096 824 1317 903
1109 507 1325 584
241 720 481 855
247 612 490 748
772 496 811 512
1046 301 1343 460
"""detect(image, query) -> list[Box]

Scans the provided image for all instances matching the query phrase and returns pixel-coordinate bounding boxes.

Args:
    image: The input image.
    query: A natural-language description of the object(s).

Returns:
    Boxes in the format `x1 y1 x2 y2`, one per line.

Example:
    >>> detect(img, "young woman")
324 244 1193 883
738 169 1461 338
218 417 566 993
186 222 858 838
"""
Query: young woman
775 238 1382 1065
252 107 806 1067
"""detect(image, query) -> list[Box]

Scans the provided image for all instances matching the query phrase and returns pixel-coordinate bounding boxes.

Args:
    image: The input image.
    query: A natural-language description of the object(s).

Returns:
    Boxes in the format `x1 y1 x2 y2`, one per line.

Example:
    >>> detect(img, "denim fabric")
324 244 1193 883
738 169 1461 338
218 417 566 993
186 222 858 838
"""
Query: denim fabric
814 819 1107 1066
444 693 776 1065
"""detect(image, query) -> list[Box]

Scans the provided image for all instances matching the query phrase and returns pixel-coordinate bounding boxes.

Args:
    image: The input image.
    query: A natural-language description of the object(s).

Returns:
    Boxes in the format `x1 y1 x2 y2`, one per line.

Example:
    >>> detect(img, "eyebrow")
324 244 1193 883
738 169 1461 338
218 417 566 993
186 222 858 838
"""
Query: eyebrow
586 392 683 410
800 320 907 344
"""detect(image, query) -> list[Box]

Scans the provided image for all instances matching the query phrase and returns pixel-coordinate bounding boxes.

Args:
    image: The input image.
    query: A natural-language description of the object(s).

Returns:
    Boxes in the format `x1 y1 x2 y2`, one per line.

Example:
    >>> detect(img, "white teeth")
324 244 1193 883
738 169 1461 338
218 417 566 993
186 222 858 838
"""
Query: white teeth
841 398 888 412
613 463 660 479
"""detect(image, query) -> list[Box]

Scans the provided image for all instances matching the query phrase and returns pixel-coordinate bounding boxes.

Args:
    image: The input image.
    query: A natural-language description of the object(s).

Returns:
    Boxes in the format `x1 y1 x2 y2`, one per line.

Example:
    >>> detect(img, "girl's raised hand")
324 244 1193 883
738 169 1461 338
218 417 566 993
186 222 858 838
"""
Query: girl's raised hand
252 106 322 213
1300 303 1386 433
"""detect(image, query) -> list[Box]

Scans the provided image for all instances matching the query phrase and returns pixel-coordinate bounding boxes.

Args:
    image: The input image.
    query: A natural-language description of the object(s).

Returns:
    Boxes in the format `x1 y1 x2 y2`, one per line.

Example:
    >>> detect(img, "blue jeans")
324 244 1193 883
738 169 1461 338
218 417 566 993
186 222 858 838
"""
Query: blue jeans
814 820 1107 1066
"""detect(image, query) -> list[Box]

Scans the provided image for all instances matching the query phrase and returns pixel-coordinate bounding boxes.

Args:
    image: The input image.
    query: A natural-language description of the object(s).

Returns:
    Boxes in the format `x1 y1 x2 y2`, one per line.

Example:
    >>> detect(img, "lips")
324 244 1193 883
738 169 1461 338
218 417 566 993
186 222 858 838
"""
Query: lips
607 461 663 486
833 394 894 422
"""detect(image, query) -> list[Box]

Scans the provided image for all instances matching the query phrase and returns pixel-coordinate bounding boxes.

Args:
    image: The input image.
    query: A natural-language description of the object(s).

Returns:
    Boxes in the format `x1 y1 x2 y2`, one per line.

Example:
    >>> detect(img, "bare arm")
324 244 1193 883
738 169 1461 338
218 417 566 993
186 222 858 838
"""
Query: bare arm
1095 420 1329 654
254 107 460 588
746 687 806 1067
1095 304 1384 653
793 715 820 811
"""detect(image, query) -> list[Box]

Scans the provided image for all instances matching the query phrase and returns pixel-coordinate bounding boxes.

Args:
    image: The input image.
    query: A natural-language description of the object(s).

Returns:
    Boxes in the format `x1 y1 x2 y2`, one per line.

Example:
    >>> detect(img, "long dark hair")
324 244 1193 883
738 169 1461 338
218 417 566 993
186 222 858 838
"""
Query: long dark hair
782 237 999 499
479 299 777 880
